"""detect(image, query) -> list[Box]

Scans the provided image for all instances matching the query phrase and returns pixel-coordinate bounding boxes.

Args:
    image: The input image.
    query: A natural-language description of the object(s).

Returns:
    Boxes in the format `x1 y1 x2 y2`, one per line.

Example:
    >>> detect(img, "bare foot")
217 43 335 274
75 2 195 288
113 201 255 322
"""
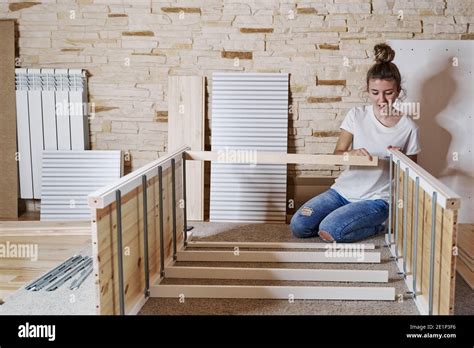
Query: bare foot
318 230 334 242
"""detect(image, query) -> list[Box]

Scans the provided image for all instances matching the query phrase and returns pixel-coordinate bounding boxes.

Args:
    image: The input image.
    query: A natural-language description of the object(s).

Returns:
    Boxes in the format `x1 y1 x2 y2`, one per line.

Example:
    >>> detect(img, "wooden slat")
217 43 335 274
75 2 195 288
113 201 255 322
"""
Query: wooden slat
151 284 396 301
415 185 425 293
176 250 381 263
440 209 458 314
164 266 388 282
457 257 474 290
187 241 375 250
168 76 205 221
186 151 378 166
0 20 18 218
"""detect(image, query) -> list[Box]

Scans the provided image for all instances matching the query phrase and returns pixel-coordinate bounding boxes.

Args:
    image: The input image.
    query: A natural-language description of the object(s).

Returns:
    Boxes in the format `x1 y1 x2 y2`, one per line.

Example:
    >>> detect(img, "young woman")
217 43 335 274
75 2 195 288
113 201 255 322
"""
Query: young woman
290 43 420 243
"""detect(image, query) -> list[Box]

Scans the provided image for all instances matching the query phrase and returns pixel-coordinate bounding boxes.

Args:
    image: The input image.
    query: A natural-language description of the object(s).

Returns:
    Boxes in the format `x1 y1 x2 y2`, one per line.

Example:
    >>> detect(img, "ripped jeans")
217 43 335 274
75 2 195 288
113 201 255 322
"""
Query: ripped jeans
290 189 389 243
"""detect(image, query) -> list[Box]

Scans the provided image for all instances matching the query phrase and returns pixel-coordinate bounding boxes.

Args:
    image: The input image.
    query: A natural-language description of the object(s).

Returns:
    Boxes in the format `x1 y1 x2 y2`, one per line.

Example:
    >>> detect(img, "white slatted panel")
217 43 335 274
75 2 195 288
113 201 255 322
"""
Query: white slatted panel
15 69 34 199
40 151 122 221
210 73 289 223
15 68 90 199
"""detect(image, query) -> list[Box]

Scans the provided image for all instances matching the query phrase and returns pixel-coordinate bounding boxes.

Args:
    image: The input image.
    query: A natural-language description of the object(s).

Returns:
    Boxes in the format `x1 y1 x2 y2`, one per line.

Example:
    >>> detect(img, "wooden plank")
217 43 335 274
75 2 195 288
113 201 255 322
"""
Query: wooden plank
0 20 18 218
406 176 414 272
421 192 432 312
187 241 375 250
457 223 474 257
176 250 381 263
0 220 90 232
389 149 461 209
168 76 205 221
150 284 396 301
186 151 378 166
440 209 458 314
164 266 389 282
415 185 425 294
92 161 185 315
457 257 474 290
396 166 404 256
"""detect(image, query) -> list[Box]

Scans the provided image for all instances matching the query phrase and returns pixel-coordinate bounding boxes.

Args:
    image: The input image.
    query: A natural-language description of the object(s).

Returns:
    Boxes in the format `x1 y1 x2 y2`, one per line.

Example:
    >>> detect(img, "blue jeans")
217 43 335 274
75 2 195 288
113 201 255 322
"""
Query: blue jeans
290 189 389 243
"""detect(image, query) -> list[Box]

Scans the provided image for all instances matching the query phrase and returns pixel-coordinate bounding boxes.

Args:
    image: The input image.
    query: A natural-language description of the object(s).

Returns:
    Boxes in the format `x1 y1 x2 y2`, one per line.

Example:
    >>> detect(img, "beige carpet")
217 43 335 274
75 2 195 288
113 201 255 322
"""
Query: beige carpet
139 222 422 315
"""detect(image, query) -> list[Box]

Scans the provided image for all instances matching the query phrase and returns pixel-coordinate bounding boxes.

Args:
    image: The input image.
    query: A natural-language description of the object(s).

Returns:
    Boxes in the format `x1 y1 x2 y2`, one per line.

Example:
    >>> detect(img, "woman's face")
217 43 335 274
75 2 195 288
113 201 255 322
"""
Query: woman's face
367 78 400 115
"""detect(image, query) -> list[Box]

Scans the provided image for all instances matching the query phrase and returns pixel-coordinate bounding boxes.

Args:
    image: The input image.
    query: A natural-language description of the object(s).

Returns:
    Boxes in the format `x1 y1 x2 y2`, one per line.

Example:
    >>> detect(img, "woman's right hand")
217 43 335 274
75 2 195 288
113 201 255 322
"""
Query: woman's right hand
347 148 373 161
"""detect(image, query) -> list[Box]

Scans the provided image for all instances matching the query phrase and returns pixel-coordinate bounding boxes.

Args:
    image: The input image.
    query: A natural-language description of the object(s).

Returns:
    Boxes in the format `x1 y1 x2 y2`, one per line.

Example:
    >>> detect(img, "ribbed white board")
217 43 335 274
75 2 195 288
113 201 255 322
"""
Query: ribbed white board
210 73 289 223
40 151 122 221
15 68 90 199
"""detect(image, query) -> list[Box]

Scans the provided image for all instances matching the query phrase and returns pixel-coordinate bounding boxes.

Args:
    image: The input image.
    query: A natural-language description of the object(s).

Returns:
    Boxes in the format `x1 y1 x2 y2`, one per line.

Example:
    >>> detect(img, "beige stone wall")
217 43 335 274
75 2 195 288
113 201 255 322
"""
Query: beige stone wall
2 0 473 177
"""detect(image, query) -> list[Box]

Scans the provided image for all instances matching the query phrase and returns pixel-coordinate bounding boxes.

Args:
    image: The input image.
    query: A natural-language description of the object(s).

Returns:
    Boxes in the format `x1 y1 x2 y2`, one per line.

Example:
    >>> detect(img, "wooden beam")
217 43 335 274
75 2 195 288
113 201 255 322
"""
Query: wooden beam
176 250 381 263
150 284 396 301
185 150 378 166
164 266 388 282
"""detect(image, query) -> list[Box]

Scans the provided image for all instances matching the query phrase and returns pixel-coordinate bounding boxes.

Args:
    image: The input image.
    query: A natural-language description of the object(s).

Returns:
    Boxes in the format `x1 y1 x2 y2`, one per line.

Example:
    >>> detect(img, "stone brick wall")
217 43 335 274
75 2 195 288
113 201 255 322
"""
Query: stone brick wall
2 0 473 177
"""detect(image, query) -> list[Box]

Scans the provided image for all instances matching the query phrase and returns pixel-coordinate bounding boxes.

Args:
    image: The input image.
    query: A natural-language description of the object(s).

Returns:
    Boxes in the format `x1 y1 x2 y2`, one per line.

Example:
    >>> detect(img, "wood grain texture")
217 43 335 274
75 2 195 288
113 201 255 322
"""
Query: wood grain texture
0 21 18 219
91 161 184 314
167 76 205 221
0 221 91 301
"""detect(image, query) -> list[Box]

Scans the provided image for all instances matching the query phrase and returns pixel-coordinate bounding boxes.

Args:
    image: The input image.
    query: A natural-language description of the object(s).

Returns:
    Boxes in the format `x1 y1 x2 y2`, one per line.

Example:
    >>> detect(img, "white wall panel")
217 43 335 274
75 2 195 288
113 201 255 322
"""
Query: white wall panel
210 73 289 223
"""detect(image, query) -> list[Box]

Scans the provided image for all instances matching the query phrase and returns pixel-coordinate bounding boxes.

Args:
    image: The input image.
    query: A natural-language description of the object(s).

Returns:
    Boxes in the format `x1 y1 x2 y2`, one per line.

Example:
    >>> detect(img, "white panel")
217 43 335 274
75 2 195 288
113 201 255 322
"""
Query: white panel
69 69 89 150
388 40 473 222
41 68 57 150
27 69 44 199
55 69 71 150
15 68 89 199
15 72 34 199
40 151 121 221
210 73 289 223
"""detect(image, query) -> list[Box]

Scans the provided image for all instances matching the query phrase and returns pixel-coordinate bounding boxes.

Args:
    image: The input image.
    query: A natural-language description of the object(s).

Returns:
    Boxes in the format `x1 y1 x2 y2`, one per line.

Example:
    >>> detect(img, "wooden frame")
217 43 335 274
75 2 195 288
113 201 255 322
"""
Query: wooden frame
386 149 461 315
88 146 188 315
88 147 392 315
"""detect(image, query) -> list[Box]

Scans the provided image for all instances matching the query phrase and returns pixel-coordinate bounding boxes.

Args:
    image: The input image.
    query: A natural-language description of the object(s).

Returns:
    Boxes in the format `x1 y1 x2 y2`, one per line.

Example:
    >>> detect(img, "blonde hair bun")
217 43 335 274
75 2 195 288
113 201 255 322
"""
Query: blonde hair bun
374 43 395 63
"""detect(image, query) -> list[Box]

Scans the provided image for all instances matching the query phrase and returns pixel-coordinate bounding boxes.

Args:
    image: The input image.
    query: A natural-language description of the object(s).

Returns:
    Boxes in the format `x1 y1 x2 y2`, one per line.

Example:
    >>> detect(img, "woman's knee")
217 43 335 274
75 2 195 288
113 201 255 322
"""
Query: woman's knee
290 214 317 238
319 218 343 242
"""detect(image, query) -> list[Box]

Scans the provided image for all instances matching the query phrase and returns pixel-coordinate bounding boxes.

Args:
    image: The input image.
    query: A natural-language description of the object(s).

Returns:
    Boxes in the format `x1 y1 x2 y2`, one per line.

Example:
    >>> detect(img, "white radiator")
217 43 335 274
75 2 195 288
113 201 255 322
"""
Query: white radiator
15 68 90 199
210 73 289 223
40 150 122 221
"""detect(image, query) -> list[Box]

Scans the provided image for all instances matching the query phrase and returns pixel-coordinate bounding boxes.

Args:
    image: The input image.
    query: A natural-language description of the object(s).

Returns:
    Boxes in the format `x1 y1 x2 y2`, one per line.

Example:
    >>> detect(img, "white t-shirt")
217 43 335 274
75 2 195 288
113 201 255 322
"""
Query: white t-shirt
331 105 421 202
